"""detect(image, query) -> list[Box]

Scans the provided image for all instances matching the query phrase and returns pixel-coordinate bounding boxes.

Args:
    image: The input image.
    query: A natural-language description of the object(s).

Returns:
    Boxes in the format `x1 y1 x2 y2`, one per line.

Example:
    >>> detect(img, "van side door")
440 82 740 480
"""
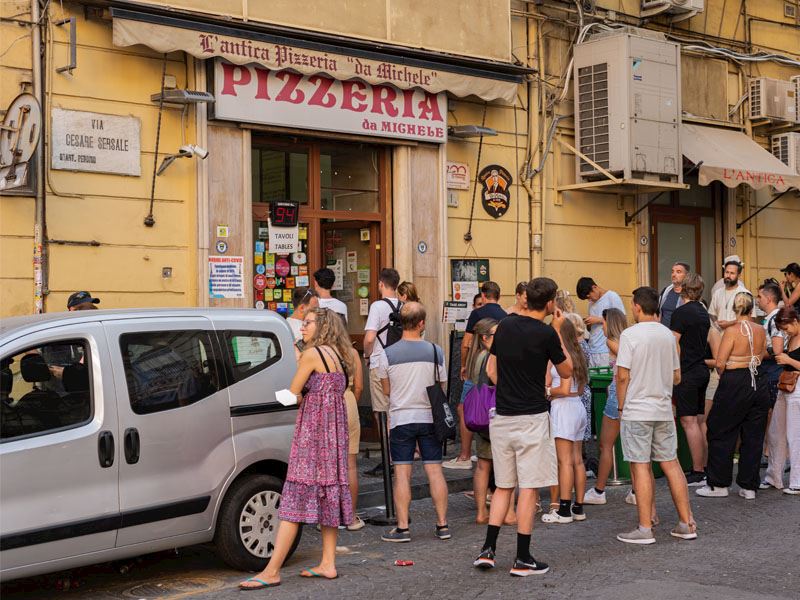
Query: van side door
0 323 119 576
103 317 235 547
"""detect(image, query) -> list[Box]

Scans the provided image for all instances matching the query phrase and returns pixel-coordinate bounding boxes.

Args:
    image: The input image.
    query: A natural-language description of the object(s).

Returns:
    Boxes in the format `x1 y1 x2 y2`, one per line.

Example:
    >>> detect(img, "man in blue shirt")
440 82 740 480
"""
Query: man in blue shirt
576 277 626 368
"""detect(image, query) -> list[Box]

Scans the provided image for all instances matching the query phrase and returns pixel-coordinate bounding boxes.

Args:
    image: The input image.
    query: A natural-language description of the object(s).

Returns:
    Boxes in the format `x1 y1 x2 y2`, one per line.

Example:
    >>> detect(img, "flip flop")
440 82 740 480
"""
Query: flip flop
239 577 280 590
300 568 338 579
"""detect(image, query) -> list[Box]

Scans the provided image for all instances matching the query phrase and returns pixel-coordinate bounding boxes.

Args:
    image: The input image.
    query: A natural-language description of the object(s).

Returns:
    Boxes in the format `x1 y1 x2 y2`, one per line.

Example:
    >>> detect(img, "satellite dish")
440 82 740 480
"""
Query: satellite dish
0 93 42 167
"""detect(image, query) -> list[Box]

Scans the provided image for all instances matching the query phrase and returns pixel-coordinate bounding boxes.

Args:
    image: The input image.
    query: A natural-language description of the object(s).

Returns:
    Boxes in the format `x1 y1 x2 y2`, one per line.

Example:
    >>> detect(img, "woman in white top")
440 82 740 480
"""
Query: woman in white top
542 318 589 524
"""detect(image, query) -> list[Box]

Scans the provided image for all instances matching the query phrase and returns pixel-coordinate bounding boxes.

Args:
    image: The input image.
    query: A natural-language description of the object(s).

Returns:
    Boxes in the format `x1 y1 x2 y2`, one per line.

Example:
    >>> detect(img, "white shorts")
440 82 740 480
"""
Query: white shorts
550 397 588 442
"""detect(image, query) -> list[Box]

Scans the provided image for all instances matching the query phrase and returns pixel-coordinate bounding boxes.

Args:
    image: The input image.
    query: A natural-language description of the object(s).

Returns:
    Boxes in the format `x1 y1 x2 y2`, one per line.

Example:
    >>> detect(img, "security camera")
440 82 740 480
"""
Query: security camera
179 144 209 160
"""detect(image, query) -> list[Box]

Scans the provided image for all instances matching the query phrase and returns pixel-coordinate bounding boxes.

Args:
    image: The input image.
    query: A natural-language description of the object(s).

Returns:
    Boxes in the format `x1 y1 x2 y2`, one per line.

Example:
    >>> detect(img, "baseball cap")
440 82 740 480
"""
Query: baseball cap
67 291 100 309
781 262 800 277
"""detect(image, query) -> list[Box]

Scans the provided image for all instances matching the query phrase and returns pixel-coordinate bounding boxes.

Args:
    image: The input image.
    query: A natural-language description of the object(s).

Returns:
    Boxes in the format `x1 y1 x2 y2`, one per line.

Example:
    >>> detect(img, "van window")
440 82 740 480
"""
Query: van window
224 331 281 383
1 340 92 442
120 330 221 415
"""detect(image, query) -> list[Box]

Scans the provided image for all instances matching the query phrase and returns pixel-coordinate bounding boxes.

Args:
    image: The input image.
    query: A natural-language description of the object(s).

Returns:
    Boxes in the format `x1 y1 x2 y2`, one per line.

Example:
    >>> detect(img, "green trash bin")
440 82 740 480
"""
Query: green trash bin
590 367 693 480
588 367 630 483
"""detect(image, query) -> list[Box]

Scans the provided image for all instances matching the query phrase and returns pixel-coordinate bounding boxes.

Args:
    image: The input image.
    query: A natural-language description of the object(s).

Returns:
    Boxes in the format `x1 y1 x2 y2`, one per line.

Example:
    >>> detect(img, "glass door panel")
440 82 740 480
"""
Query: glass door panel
655 220 699 292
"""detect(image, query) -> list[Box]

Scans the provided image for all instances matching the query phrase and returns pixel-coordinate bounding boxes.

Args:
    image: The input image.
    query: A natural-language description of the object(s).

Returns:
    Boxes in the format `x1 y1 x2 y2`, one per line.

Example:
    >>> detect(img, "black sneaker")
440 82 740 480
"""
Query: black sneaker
510 558 549 576
473 548 496 569
434 525 451 540
685 471 706 486
381 528 411 543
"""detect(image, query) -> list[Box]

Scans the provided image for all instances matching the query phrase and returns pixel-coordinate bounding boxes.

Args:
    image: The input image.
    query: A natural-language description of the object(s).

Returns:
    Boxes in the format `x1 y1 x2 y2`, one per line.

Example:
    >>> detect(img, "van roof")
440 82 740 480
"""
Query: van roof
1 308 289 344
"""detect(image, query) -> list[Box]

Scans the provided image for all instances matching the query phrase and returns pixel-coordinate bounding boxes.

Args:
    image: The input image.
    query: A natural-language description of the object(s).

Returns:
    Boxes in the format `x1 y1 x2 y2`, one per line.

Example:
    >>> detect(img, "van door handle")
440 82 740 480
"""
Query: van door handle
98 430 114 468
124 428 140 464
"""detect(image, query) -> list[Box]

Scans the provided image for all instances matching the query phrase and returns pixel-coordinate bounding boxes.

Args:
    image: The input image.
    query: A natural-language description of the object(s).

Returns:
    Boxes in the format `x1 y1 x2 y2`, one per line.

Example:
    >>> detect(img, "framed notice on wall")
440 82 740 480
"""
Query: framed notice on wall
450 259 490 284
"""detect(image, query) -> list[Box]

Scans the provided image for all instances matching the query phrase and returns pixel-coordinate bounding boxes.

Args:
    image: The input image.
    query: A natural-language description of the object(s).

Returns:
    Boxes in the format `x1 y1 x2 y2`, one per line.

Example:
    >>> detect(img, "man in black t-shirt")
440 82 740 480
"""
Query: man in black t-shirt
447 281 507 470
669 273 711 486
472 278 572 577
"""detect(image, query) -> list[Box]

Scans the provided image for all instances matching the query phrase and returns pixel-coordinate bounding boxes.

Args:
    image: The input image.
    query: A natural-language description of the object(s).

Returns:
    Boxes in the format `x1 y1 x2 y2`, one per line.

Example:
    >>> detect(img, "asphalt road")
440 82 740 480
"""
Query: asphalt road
2 477 798 600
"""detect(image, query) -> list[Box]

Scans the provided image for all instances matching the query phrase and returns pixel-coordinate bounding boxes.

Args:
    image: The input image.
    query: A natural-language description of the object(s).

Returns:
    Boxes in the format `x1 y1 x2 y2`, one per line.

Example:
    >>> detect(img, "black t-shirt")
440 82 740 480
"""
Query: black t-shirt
490 314 566 416
670 301 710 372
465 302 507 333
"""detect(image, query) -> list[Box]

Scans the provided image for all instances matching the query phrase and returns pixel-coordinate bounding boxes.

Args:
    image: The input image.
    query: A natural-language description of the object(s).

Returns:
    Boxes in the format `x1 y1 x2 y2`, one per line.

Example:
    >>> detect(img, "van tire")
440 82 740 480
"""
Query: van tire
215 474 302 572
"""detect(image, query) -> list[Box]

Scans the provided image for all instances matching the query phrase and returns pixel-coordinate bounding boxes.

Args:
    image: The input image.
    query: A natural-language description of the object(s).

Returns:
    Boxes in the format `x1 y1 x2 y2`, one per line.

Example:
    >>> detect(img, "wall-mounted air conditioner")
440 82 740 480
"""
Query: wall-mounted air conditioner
792 75 800 124
573 27 682 183
772 132 800 174
641 0 704 22
749 77 797 122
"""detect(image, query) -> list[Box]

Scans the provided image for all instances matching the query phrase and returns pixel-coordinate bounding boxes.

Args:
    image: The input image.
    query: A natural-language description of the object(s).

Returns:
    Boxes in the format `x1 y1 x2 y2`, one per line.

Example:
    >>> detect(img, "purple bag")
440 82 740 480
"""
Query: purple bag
464 383 496 433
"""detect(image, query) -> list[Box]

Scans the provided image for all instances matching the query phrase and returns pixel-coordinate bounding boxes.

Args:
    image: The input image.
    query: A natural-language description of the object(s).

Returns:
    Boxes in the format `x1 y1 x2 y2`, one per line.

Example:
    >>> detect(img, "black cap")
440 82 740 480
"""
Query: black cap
780 263 800 277
67 291 100 309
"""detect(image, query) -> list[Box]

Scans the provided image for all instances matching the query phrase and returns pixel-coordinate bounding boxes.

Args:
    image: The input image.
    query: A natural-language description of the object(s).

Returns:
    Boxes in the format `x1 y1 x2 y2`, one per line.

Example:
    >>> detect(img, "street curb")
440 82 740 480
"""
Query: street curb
357 471 473 509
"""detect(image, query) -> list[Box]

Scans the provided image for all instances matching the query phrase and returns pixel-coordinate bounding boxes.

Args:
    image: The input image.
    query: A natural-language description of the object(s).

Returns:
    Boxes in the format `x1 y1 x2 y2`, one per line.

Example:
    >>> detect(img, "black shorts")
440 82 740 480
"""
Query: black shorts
674 366 710 417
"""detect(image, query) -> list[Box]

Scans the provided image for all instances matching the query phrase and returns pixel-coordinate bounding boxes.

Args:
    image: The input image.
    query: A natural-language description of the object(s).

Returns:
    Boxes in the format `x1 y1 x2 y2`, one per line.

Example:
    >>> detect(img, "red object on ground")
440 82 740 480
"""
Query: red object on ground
394 560 414 566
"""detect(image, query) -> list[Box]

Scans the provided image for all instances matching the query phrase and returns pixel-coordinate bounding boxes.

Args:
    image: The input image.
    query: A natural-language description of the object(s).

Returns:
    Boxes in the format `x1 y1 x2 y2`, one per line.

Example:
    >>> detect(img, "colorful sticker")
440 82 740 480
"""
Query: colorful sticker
299 266 308 276
266 277 276 289
290 265 298 275
286 277 296 289
283 290 292 302
276 258 291 277
357 267 370 283
255 300 265 309
274 289 283 300
268 302 277 311
255 264 266 275
299 227 308 240
292 251 307 265
255 241 265 253
254 253 264 265
295 275 309 287
357 285 370 299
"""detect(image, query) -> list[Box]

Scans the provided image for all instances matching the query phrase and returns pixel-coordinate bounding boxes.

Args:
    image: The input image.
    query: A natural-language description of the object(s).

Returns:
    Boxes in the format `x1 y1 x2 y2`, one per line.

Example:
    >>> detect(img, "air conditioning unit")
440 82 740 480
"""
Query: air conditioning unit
641 0 704 22
573 27 682 184
772 132 800 174
749 78 797 122
792 75 800 124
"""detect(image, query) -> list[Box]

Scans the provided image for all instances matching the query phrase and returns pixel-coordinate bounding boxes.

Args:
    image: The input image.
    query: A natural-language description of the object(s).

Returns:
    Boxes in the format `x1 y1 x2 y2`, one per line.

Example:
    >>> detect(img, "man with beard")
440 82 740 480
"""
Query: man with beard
708 260 755 330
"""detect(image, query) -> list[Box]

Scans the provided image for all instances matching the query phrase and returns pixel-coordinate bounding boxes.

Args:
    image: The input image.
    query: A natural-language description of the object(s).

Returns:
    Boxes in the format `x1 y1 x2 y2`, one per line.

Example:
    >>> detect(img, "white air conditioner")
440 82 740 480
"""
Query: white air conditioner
573 27 681 183
641 0 704 22
772 132 800 174
749 78 798 122
792 75 800 124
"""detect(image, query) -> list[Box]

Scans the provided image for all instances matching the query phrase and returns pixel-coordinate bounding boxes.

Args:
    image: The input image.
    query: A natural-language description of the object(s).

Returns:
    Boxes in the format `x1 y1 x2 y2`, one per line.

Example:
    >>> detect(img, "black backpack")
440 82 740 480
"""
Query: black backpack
377 298 403 349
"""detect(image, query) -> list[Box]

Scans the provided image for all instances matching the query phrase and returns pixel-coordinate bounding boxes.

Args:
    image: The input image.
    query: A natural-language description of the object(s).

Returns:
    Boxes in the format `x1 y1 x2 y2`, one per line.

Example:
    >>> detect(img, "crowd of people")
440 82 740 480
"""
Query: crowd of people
238 259 800 589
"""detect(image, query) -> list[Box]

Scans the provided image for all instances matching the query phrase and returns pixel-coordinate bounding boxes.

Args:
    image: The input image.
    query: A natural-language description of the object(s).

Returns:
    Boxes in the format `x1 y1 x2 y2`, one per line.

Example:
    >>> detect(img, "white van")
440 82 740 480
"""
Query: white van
0 309 300 581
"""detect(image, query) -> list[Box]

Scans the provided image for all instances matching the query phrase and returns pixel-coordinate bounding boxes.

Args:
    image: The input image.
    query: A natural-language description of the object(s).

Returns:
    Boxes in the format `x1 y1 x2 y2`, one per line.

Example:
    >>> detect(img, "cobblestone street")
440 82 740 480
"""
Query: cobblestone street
3 476 798 600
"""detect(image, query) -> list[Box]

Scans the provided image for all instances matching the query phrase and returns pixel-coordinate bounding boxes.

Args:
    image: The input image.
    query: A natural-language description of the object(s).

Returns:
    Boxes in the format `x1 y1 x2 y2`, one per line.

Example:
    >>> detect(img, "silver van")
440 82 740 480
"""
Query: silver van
0 309 300 581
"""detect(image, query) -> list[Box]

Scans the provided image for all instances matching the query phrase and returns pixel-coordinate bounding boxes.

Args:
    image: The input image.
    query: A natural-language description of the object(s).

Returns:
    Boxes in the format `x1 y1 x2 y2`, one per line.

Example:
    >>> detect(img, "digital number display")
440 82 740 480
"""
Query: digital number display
270 202 299 227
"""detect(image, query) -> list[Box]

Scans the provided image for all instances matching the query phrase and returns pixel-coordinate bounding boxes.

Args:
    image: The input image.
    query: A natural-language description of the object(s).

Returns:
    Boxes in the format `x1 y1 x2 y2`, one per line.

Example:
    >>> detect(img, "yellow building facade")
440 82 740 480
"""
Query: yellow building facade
1 0 798 333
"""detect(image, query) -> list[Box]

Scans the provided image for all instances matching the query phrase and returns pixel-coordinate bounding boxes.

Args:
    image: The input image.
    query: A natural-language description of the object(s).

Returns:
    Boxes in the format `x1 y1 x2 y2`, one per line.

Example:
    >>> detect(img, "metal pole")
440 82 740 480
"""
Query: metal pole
31 0 46 314
607 445 630 486
366 411 396 526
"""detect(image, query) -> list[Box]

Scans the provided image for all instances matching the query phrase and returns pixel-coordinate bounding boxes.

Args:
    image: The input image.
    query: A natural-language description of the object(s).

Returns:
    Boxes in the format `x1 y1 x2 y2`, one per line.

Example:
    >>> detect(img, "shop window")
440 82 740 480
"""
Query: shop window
120 330 221 415
320 144 379 213
1 340 92 441
252 147 309 204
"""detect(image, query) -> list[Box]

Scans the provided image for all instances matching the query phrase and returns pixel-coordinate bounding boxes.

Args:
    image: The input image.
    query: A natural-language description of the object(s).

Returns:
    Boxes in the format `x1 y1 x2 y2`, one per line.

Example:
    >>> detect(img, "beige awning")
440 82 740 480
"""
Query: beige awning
681 123 800 192
111 10 524 103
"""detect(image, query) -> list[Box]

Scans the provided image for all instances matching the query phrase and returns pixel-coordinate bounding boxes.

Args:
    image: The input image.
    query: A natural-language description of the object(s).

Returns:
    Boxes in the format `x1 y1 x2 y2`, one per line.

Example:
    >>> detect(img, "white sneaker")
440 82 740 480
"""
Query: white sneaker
442 457 473 470
738 488 756 500
470 455 478 462
541 509 573 524
625 490 637 505
783 487 800 495
696 485 729 497
583 488 607 505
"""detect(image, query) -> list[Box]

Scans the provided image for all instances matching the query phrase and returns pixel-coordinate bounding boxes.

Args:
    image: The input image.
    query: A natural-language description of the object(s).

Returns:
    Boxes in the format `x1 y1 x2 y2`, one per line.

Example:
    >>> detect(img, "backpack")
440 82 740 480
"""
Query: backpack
377 298 403 349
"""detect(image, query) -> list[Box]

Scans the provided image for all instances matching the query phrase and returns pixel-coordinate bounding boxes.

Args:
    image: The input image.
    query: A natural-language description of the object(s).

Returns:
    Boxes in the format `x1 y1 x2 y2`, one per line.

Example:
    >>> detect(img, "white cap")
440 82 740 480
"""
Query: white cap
723 254 743 267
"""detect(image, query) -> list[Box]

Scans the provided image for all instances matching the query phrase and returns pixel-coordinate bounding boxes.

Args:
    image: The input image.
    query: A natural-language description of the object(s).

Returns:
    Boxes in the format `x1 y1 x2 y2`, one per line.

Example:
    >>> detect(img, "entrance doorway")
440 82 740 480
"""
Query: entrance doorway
251 137 391 352
649 176 719 303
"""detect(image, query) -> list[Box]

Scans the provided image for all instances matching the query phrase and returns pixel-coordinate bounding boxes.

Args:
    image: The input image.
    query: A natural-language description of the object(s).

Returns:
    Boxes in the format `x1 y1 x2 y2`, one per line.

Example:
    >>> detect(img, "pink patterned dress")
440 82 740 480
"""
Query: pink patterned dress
278 350 354 528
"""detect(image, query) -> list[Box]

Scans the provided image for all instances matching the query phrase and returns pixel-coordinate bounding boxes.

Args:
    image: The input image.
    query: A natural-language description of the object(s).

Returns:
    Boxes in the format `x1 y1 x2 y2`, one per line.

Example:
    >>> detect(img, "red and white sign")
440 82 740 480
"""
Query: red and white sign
446 161 470 189
213 60 447 144
253 274 267 291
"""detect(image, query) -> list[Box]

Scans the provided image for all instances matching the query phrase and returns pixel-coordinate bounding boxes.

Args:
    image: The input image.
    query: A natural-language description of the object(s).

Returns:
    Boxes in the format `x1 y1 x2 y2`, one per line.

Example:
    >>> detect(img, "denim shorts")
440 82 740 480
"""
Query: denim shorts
620 420 677 463
459 379 474 404
603 378 619 420
390 422 443 465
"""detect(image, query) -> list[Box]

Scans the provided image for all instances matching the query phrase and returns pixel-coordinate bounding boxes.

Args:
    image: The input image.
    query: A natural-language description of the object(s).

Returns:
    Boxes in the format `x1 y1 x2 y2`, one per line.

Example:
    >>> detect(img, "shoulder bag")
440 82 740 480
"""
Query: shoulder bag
463 354 496 433
426 343 456 443
778 370 799 393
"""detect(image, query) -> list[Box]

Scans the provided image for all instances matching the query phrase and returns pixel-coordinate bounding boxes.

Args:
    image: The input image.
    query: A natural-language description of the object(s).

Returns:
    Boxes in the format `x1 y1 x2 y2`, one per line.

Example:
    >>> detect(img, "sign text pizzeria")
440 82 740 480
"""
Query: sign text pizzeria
212 60 447 143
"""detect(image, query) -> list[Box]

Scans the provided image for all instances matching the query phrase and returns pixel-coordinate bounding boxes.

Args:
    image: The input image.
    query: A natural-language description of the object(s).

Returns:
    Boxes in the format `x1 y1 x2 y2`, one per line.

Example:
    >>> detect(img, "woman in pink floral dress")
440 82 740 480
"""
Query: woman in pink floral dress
240 308 357 590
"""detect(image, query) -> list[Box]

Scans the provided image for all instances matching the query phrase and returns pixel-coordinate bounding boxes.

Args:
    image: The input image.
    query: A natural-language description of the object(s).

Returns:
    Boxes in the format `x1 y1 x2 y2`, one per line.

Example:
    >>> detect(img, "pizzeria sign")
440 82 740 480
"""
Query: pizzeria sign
212 60 447 144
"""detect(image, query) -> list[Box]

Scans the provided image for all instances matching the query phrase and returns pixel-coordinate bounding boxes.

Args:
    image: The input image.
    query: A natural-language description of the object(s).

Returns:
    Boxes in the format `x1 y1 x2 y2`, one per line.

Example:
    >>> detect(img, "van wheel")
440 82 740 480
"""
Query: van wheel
215 474 302 572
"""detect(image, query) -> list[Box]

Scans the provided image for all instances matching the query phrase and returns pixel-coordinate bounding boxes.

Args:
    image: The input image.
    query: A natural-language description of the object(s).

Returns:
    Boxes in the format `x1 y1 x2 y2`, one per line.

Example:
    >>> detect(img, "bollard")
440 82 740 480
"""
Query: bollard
366 411 397 526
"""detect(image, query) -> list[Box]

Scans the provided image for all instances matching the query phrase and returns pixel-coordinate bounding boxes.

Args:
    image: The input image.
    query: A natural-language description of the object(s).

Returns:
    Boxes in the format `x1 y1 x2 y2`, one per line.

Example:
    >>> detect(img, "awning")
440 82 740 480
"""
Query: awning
111 7 527 103
681 123 800 192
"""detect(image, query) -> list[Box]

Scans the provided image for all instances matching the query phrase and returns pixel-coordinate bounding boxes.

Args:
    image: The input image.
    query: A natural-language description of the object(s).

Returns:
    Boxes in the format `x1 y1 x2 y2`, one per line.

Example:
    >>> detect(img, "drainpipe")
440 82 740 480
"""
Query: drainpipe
32 0 46 313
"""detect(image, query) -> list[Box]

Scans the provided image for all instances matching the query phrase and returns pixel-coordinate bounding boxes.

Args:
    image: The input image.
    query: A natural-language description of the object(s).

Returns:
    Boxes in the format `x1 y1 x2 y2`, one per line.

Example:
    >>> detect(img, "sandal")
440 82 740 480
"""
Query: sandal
239 577 280 590
300 568 338 579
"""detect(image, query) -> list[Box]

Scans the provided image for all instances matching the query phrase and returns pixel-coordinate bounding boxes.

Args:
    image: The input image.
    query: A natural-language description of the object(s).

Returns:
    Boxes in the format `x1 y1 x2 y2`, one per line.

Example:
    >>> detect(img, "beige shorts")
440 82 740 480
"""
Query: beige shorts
489 413 557 489
369 367 389 413
620 419 677 463
476 433 492 461
344 388 360 455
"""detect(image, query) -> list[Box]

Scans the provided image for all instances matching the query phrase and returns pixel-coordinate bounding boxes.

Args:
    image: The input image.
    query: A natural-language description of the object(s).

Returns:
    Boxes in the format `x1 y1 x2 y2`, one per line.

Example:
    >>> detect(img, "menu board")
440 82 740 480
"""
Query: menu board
253 220 309 317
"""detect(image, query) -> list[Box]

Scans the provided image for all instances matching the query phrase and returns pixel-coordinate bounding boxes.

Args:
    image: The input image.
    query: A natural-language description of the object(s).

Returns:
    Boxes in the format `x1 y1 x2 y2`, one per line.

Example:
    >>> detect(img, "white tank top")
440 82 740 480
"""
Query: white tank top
550 364 580 400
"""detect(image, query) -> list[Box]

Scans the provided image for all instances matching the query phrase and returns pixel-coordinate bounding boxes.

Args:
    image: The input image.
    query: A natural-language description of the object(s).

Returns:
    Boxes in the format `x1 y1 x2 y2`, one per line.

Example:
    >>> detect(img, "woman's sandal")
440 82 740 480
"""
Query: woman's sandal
300 568 338 579
239 577 281 590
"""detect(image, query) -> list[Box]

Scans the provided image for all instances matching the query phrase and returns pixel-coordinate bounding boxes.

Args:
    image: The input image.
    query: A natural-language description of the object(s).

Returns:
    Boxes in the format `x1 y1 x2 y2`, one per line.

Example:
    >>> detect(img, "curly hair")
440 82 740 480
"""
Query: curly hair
306 308 356 376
